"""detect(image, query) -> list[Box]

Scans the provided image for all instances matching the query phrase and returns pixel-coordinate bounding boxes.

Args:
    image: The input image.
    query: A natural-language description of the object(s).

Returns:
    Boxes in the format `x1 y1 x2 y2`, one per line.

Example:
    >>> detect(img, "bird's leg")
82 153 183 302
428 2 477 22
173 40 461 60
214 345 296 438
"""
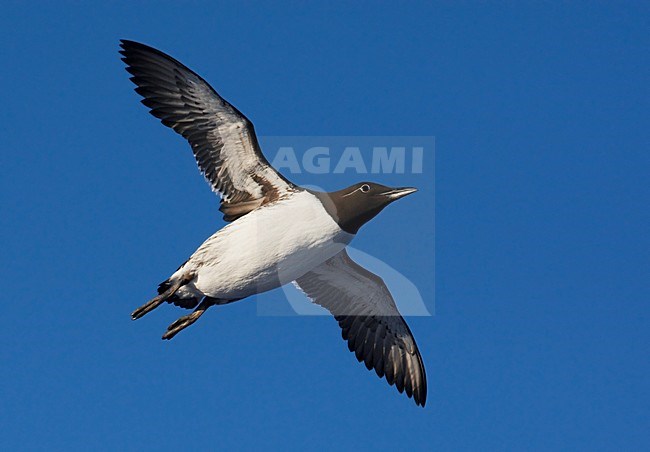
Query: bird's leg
162 297 214 340
131 273 193 320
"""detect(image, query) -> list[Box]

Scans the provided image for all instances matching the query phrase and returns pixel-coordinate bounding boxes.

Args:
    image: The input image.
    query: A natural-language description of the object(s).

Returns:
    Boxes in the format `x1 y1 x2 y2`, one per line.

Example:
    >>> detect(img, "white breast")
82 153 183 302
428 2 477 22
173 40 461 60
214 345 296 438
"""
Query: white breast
176 191 354 299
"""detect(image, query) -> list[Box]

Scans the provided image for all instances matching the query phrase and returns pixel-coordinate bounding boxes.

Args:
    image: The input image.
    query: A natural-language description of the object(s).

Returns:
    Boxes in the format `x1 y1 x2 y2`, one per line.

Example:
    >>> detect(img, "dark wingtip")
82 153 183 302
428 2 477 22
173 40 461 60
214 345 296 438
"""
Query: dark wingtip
119 39 161 58
119 39 141 49
118 39 132 52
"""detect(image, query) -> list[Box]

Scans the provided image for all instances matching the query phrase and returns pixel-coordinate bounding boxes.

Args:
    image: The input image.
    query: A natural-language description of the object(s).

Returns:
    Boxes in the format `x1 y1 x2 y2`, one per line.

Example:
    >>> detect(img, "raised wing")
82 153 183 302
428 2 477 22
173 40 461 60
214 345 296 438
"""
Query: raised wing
294 250 427 407
120 40 296 221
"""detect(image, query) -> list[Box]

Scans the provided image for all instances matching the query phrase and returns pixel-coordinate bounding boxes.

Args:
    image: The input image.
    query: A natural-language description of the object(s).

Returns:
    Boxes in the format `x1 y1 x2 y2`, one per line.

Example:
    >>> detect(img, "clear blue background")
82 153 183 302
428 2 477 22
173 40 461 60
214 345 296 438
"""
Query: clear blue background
1 1 648 450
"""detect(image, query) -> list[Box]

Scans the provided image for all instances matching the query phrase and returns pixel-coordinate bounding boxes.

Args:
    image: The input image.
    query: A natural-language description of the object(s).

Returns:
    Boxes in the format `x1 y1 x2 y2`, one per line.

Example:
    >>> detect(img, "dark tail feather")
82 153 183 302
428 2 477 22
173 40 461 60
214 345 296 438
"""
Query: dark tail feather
157 279 201 309
132 274 194 320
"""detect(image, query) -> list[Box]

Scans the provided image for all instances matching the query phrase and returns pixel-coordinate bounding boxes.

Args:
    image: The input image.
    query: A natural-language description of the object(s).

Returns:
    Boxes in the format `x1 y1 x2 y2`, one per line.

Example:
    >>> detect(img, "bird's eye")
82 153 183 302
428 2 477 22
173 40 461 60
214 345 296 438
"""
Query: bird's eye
360 184 371 193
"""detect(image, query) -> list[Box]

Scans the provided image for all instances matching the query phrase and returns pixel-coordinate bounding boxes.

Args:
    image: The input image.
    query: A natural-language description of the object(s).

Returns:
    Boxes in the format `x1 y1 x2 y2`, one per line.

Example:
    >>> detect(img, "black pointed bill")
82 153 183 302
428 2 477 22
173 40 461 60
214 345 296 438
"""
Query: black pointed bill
382 187 418 201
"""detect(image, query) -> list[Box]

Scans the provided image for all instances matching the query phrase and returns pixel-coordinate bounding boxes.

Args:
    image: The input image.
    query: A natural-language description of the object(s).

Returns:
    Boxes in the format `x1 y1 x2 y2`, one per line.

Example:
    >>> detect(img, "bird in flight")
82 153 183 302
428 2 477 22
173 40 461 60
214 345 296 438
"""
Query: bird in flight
120 40 427 406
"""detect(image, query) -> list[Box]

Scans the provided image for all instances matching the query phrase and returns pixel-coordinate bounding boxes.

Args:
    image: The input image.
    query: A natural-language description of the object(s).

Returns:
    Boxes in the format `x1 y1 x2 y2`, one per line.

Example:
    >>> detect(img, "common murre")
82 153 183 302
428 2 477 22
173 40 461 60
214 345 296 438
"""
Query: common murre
120 40 427 407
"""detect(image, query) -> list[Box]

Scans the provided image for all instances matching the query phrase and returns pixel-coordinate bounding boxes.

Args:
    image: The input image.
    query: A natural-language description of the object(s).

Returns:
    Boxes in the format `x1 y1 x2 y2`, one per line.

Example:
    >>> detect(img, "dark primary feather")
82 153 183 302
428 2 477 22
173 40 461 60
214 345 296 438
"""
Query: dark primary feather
119 39 296 221
295 250 427 407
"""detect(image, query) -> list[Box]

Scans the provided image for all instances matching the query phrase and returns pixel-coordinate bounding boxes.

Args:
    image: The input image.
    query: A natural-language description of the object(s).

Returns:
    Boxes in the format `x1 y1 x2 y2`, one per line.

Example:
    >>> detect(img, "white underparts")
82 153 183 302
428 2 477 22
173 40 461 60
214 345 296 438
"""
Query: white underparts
172 191 354 300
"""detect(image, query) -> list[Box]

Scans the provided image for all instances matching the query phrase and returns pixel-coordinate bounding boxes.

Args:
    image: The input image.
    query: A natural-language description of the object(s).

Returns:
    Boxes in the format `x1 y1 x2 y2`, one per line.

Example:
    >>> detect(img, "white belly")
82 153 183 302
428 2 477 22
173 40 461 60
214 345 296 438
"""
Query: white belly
174 191 354 299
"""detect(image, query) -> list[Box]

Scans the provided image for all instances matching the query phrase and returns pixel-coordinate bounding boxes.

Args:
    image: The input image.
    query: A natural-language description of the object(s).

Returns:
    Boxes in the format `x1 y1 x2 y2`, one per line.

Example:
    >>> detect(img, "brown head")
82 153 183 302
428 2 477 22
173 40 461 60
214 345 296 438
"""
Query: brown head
311 182 418 234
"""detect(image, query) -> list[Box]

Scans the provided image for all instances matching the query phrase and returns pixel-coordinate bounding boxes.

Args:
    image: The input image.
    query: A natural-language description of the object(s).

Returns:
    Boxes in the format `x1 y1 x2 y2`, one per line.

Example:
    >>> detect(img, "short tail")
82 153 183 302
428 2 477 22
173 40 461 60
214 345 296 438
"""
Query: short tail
131 273 195 320
157 279 202 310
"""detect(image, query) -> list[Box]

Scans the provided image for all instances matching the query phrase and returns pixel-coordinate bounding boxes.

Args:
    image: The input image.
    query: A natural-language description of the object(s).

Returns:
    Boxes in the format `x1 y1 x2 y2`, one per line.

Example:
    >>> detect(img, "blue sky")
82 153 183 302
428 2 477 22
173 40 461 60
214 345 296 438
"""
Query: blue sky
1 1 648 450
